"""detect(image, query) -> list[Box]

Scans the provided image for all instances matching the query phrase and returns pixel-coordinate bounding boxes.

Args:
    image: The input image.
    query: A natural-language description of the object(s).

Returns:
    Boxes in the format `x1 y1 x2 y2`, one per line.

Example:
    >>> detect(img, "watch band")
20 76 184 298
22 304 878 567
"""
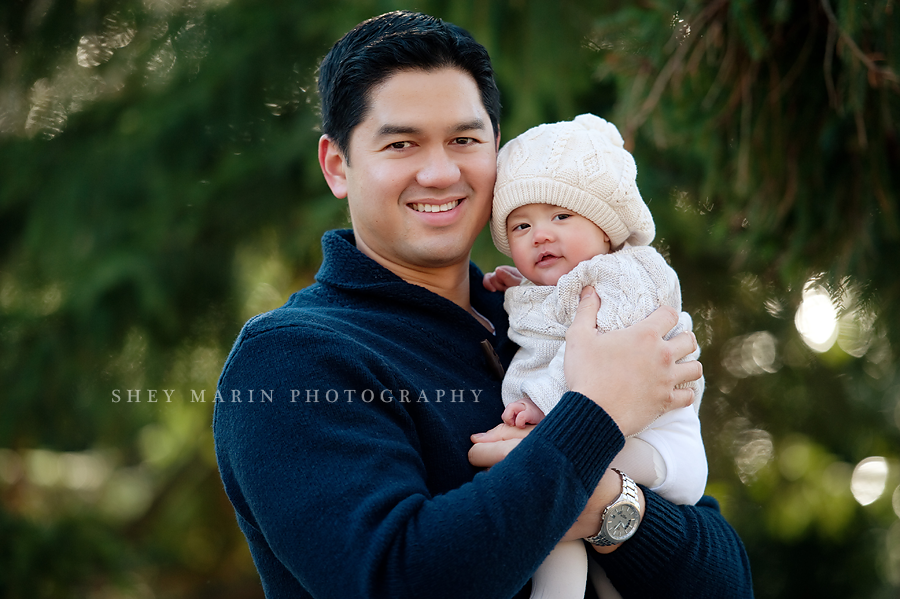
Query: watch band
584 468 641 547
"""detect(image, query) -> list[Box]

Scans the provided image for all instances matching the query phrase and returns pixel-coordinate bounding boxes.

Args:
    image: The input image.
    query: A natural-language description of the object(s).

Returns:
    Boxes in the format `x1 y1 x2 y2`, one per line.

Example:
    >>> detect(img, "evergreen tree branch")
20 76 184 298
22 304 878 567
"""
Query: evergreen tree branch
820 0 899 86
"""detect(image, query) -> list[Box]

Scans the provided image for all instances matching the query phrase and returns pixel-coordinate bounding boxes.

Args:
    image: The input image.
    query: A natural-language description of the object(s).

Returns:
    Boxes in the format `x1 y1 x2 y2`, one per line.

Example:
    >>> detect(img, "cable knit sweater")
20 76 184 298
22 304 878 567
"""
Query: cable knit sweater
503 246 706 504
213 229 753 599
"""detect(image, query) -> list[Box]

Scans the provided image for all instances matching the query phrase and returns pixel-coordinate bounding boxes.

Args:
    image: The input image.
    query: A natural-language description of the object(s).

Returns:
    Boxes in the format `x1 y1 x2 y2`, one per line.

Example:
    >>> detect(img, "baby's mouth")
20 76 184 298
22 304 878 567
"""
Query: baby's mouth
538 252 558 263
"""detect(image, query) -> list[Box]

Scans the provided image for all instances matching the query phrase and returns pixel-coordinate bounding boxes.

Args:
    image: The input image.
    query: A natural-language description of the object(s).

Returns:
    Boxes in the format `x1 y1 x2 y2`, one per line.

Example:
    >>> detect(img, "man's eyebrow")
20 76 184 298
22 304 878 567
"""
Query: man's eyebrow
452 119 487 133
375 119 487 137
377 124 421 137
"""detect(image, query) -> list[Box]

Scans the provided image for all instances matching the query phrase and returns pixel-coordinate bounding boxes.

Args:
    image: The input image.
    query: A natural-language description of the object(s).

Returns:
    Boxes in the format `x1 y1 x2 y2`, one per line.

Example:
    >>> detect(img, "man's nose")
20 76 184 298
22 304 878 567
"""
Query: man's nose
416 148 461 188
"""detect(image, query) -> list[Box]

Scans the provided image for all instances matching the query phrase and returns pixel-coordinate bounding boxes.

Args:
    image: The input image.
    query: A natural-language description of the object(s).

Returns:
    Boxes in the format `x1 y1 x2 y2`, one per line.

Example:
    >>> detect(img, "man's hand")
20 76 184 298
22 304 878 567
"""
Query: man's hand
483 265 525 292
565 287 702 437
468 423 534 468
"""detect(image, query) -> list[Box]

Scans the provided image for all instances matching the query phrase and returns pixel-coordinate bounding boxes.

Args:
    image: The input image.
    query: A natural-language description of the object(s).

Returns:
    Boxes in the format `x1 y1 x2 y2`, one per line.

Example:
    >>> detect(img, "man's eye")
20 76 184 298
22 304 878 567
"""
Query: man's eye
453 137 477 145
388 141 412 150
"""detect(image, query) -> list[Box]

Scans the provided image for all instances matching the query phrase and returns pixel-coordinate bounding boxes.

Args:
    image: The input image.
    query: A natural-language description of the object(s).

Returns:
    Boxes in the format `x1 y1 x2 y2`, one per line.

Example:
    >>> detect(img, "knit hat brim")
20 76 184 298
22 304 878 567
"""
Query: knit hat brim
491 179 646 256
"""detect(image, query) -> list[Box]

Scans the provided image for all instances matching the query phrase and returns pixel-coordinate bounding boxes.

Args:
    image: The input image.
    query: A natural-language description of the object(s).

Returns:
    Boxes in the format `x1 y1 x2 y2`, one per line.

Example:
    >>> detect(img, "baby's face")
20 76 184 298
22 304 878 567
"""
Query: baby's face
506 203 611 286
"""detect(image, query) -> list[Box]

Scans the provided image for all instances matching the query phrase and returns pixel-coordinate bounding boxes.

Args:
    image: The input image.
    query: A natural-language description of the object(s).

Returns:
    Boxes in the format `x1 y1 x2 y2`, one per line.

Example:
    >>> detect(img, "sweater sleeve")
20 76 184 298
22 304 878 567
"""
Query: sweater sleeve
590 492 754 598
214 322 624 599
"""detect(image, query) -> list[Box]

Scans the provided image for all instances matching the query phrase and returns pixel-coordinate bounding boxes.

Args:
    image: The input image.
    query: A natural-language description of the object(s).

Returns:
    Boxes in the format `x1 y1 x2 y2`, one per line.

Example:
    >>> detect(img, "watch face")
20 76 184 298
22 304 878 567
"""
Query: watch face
605 504 640 541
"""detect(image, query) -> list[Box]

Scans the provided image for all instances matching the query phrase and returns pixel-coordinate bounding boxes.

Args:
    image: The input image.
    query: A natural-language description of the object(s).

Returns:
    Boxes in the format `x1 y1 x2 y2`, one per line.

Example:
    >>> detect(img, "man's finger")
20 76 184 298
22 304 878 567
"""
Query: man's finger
642 305 680 337
668 330 699 363
675 359 703 388
468 438 522 468
669 387 696 411
568 286 600 341
471 422 532 444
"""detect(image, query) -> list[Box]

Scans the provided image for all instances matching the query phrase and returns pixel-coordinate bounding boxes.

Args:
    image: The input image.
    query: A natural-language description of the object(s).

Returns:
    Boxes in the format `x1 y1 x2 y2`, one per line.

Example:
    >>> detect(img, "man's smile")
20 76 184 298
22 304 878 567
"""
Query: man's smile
410 199 461 213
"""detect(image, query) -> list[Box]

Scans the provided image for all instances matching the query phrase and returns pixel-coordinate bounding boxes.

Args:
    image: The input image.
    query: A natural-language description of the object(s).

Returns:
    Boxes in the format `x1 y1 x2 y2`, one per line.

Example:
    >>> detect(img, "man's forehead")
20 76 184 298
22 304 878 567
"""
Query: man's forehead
362 68 488 131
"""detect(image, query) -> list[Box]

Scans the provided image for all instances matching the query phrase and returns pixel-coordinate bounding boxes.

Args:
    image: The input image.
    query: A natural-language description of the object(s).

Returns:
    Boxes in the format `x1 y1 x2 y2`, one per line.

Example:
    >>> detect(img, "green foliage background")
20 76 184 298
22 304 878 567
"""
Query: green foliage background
1 0 898 596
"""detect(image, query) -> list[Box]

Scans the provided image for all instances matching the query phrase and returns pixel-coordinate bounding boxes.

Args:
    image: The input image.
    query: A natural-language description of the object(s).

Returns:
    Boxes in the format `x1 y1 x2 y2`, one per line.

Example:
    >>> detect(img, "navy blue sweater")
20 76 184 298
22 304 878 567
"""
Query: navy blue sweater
214 230 752 598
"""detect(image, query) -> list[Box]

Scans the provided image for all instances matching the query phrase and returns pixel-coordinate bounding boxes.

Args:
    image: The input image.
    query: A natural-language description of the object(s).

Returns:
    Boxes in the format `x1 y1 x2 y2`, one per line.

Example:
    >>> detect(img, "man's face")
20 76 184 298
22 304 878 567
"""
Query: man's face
507 203 611 286
321 67 498 273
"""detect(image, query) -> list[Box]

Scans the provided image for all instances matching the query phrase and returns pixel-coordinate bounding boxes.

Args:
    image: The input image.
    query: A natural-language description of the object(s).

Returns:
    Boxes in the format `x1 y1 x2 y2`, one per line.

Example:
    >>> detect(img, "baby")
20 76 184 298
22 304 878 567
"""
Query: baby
487 114 707 599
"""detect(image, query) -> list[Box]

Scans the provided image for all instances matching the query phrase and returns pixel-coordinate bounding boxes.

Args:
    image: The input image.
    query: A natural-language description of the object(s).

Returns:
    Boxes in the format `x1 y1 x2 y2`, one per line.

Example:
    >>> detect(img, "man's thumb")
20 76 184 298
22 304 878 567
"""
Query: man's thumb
570 286 600 334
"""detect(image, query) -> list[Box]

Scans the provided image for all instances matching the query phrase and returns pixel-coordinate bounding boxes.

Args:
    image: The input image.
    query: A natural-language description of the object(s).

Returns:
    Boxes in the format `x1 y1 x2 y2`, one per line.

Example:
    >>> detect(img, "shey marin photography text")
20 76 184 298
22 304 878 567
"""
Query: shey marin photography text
111 388 486 404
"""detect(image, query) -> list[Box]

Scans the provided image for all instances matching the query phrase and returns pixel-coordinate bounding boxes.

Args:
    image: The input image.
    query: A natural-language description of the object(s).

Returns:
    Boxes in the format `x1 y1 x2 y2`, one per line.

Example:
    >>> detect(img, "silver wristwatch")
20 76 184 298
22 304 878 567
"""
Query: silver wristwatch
584 468 641 546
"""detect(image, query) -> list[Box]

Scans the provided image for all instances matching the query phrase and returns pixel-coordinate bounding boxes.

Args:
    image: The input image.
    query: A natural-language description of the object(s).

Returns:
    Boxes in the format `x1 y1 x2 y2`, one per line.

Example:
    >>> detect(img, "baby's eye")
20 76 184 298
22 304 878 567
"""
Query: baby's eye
553 213 572 221
510 223 530 232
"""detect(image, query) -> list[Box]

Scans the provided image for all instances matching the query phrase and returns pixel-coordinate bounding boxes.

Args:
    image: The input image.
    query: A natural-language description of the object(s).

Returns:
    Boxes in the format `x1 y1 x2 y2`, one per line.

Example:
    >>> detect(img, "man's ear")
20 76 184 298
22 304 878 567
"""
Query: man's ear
318 135 348 199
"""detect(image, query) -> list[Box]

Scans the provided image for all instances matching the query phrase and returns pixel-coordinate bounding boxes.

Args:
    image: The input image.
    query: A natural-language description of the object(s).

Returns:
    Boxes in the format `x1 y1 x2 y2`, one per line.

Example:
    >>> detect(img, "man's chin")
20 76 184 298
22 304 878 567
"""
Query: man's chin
416 250 472 269
407 229 479 264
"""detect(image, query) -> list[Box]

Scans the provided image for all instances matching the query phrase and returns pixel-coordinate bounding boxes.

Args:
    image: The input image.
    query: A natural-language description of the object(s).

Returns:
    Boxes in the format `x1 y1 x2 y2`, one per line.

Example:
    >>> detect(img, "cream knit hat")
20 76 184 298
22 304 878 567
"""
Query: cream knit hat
490 113 654 257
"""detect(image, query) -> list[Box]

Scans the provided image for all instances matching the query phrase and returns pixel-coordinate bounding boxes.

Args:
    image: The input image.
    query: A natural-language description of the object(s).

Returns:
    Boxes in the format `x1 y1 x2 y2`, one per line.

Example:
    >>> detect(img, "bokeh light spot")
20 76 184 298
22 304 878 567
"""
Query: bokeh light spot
722 331 780 378
795 282 838 352
851 457 889 506
735 429 774 484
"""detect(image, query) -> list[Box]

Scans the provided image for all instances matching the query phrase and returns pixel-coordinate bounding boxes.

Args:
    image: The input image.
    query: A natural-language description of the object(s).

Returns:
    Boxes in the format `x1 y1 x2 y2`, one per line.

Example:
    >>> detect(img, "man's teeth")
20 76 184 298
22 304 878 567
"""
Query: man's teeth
413 200 459 213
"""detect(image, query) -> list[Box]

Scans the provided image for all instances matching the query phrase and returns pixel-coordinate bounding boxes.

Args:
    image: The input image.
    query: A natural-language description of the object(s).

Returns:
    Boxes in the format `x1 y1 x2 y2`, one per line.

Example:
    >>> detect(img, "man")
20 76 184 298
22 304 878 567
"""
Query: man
214 11 753 598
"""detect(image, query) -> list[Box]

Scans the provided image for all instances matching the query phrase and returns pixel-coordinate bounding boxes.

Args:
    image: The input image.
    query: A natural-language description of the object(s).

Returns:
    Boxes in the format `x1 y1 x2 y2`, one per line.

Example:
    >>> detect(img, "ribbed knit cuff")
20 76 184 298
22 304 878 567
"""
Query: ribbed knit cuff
614 487 683 574
592 491 754 598
534 391 626 493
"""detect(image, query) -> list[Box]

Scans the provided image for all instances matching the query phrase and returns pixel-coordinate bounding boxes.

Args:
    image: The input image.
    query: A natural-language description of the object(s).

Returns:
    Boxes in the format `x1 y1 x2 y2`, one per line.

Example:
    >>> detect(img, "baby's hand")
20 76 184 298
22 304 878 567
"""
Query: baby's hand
502 400 545 428
483 265 524 292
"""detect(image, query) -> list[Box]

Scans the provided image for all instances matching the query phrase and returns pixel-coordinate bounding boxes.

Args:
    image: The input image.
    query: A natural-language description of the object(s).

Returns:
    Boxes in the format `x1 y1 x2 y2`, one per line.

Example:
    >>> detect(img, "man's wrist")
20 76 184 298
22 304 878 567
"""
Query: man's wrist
585 469 644 552
590 485 645 554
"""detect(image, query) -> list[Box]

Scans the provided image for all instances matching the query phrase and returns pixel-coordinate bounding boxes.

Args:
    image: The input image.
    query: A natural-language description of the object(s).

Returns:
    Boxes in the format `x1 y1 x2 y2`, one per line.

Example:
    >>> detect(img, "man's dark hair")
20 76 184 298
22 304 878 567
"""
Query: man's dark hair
317 11 501 161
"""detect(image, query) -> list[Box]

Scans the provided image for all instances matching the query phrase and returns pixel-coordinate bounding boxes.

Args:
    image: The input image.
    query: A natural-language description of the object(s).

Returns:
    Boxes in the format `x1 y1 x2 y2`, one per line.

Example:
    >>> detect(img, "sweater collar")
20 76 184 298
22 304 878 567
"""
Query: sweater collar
315 229 408 290
314 229 504 329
